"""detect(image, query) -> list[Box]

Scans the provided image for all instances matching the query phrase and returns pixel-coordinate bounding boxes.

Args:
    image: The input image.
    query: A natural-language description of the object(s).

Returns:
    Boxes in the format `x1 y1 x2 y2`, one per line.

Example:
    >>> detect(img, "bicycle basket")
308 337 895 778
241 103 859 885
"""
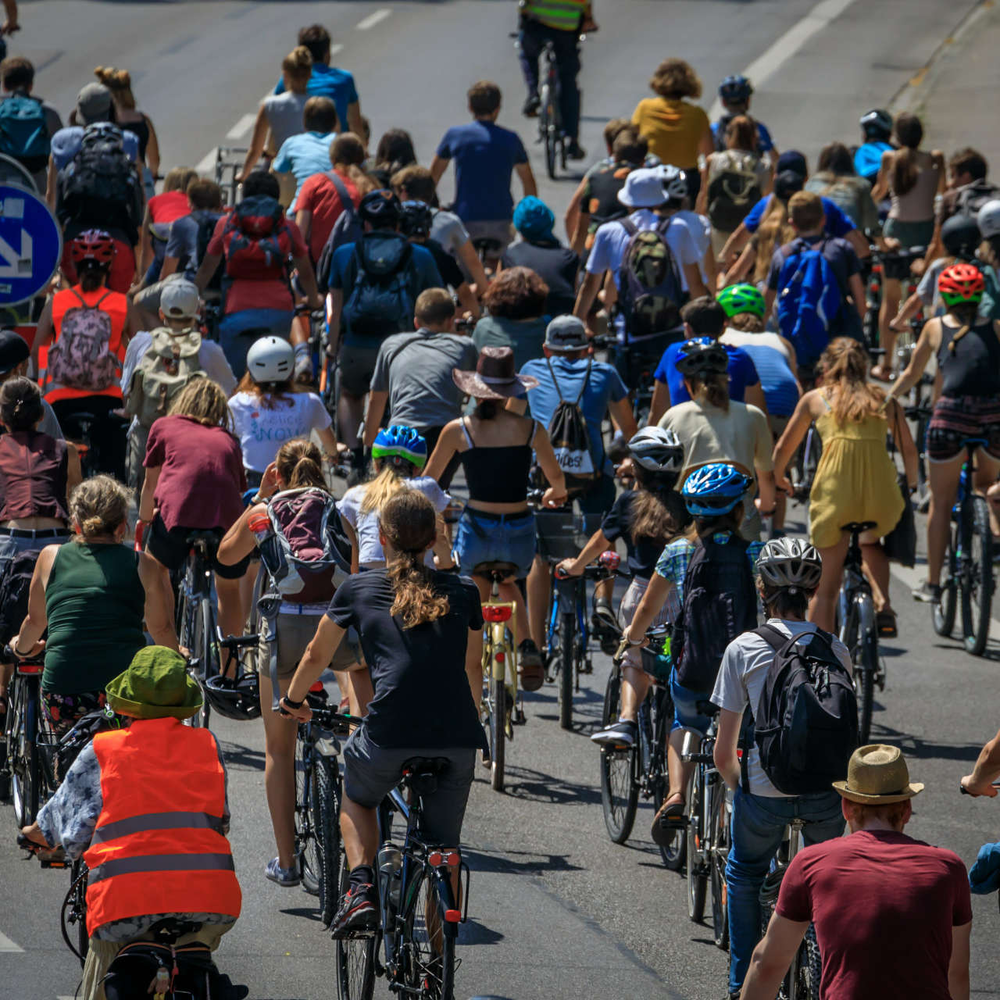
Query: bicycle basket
534 510 600 561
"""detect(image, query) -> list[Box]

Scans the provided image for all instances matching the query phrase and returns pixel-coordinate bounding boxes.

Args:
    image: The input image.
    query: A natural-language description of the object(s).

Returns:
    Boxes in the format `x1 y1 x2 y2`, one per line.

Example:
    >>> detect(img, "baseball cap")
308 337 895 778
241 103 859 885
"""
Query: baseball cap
544 315 589 352
160 280 201 320
75 82 113 125
776 150 807 178
0 329 28 375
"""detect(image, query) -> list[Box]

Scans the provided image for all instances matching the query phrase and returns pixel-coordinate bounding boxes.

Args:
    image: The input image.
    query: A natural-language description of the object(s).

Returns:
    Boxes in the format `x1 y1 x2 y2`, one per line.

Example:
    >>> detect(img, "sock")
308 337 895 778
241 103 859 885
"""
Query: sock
349 864 375 890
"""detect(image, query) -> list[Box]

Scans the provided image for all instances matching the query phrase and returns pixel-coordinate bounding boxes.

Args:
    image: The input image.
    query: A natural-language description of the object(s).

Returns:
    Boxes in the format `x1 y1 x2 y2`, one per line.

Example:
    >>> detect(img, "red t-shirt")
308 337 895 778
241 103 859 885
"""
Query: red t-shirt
777 829 972 998
297 170 361 262
144 414 246 532
148 190 191 225
206 215 309 315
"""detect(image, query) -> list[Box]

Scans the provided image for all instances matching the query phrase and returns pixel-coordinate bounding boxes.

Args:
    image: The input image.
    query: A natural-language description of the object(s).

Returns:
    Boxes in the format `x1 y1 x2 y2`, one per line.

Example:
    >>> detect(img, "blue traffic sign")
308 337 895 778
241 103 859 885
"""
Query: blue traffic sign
0 183 62 306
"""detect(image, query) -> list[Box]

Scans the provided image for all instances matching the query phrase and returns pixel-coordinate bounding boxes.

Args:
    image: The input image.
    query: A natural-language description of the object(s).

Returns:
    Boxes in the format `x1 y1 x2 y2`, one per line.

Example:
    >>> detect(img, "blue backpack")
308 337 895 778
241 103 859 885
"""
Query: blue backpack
0 93 50 172
775 240 842 366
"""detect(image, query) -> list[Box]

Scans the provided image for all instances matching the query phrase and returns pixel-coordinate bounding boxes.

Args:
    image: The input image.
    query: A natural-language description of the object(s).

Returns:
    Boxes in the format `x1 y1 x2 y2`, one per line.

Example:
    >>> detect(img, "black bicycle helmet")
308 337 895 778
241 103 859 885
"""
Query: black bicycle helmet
675 338 729 377
359 188 402 228
859 108 893 141
399 200 433 239
203 673 261 721
941 214 982 258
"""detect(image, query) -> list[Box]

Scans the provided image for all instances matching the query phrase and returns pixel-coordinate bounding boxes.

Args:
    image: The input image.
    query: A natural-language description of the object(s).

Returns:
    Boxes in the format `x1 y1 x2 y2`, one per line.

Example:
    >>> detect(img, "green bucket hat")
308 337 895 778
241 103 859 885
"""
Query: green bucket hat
105 646 203 720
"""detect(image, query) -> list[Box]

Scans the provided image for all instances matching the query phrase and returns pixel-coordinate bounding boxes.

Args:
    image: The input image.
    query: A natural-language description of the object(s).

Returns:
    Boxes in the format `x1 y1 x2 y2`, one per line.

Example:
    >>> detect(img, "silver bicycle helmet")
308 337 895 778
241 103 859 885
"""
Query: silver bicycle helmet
756 537 823 591
246 335 294 384
978 199 1000 240
657 164 689 201
627 427 684 473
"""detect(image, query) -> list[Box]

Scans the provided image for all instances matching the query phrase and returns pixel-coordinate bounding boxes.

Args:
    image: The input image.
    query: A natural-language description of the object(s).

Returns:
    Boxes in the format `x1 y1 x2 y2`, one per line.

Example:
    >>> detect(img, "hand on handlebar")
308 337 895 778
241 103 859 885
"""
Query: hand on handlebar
541 486 568 509
276 695 312 723
555 558 583 579
961 774 999 797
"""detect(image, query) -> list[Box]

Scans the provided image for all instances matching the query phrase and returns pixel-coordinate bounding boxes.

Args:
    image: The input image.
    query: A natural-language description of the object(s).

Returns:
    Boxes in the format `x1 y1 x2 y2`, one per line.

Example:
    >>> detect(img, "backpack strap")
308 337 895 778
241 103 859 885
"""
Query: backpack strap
66 286 87 308
573 358 592 406
324 170 354 216
544 355 565 403
752 623 788 652
619 216 639 238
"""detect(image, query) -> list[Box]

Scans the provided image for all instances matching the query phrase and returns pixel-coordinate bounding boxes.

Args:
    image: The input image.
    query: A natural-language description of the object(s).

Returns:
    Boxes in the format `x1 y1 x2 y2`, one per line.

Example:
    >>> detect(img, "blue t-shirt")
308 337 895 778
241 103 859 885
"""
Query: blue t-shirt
743 194 855 237
435 121 528 223
711 118 774 155
854 141 892 184
738 343 798 417
654 341 759 405
274 63 359 139
273 131 336 212
519 356 627 476
50 125 140 169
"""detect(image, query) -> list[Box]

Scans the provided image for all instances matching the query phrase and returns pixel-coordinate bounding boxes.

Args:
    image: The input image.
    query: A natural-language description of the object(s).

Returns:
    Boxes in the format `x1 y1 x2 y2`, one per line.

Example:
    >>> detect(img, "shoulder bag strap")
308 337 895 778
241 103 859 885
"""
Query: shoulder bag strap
573 357 592 405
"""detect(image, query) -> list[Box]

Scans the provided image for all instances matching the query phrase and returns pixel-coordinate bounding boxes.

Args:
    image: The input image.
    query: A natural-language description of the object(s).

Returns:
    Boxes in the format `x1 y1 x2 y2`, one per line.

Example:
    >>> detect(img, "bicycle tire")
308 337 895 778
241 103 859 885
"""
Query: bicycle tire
795 925 822 1000
295 733 320 895
598 668 638 843
651 686 684 870
558 610 574 729
335 858 376 1000
10 677 37 827
540 83 557 180
933 530 958 636
198 594 216 729
961 494 993 655
686 769 707 923
489 673 506 793
313 754 342 928
405 872 457 1000
853 595 876 744
709 781 730 950
18 683 39 826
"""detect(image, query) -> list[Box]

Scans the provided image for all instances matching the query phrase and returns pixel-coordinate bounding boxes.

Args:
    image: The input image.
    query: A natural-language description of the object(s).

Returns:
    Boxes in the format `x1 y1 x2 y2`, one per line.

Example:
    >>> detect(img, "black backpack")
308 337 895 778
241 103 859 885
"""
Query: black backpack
748 623 858 795
673 532 757 692
191 208 225 291
343 232 415 338
544 356 599 494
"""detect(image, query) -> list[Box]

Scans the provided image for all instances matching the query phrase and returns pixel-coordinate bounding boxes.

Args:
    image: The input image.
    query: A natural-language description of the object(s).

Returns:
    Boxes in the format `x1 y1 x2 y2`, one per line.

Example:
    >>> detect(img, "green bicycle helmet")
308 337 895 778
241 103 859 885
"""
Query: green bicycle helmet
372 425 428 469
717 283 766 319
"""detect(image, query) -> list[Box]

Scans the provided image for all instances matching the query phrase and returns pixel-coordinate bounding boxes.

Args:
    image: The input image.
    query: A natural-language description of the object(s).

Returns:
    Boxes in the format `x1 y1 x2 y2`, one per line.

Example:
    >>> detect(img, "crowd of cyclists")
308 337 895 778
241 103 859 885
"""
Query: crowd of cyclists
4 2 1000 996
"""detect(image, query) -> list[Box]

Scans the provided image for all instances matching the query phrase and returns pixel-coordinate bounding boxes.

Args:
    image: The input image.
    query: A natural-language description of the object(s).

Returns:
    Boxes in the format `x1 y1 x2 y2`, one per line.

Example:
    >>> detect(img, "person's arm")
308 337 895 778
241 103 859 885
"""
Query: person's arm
135 204 153 288
772 392 815 492
281 615 348 720
565 176 589 248
557 528 612 578
292 253 322 309
720 222 749 264
609 395 638 440
424 421 461 483
702 237 719 292
346 103 364 140
848 272 867 318
722 241 756 286
362 390 389 449
217 503 264 567
455 282 480 320
683 261 708 301
239 106 270 181
890 287 924 333
698 124 715 160
456 240 490 294
138 465 160 523
531 423 568 507
888 398 919 489
13 545 56 655
326 288 343 354
570 207 591 257
948 921 971 1000
515 161 538 199
295 208 312 245
465 626 483 711
649 378 671 426
846 227 869 261
429 155 450 186
756 468 776 516
158 255 180 281
740 915 810 1000
32 299 53 372
713 707 742 790
194 252 223 294
962 726 1000 795
65 442 82 497
144 115 161 181
341 516 360 576
2 0 18 33
923 219 946 267
573 270 603 324
884 318 937 400
763 286 776 320
45 154 57 208
745 382 768 416
695 158 711 216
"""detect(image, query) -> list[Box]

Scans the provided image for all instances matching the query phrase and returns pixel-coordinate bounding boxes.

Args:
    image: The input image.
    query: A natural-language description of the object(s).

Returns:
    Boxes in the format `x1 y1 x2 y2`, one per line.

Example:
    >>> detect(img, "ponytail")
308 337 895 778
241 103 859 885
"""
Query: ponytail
274 438 328 491
688 370 730 411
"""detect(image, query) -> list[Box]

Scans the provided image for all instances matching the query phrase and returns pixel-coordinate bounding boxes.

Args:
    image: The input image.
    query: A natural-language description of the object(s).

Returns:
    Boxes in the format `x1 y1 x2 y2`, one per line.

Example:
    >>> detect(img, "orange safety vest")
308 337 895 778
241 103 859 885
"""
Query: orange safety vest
83 717 242 937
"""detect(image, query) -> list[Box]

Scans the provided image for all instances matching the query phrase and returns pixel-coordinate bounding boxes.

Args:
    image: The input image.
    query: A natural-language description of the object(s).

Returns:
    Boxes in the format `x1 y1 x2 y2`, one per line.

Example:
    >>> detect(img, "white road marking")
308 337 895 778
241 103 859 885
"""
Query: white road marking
356 8 391 31
226 113 256 141
196 147 217 175
708 0 859 118
0 930 23 952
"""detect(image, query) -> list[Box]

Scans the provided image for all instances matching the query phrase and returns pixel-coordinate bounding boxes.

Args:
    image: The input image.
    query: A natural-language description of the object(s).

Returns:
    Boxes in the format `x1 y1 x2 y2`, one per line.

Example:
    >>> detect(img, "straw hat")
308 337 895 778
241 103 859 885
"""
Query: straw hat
832 744 924 804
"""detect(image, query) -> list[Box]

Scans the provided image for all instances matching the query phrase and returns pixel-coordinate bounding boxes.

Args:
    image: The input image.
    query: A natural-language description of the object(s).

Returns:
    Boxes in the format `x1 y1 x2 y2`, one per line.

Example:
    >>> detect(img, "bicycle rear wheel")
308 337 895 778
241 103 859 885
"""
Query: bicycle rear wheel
12 680 40 827
295 735 320 895
313 753 342 928
405 872 457 1000
197 594 217 728
335 858 376 1000
961 494 993 656
488 673 506 793
540 84 557 180
709 781 731 951
598 668 638 843
933 529 958 636
558 610 575 729
795 925 822 1000
853 595 876 744
686 770 707 923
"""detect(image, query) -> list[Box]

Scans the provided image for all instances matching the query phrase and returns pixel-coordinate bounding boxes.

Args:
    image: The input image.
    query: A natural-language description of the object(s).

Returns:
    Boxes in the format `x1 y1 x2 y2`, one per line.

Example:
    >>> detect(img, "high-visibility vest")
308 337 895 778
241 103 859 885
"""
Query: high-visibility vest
83 717 242 937
522 0 587 31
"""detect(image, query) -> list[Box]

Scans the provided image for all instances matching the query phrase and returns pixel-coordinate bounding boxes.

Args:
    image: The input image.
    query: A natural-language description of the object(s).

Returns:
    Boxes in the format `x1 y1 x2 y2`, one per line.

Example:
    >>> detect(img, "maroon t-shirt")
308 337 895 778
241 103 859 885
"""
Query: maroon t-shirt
144 415 246 532
777 829 972 998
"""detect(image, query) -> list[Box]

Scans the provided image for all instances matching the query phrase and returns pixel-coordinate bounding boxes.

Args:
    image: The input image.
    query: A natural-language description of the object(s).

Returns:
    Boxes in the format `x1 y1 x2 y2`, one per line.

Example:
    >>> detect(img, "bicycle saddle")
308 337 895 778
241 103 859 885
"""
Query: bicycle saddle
840 521 877 534
401 756 451 795
185 529 221 554
473 561 519 581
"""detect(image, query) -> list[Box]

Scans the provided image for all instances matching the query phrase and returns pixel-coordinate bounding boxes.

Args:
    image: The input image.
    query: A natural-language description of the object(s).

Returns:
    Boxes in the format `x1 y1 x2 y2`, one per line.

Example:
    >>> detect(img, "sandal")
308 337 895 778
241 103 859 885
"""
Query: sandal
650 798 685 846
876 609 898 639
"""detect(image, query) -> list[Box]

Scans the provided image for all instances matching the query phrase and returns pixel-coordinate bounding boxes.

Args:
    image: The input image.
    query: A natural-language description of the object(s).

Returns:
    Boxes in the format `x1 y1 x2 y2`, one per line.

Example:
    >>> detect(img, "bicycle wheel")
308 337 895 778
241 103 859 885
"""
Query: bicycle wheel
709 781 731 950
598 668 638 843
558 610 575 730
295 734 320 895
12 680 39 827
335 858 376 1000
933 528 958 637
488 673 506 793
686 770 707 923
405 872 457 1000
540 84 557 180
795 925 822 1000
8 677 34 827
651 687 684 870
961 494 993 656
62 860 89 968
846 595 875 744
313 754 342 928
198 595 217 728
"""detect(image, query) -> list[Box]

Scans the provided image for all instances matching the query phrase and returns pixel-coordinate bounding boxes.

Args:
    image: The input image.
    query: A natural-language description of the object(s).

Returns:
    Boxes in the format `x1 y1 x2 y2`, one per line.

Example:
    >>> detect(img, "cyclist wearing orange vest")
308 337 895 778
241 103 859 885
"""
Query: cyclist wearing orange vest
20 646 242 999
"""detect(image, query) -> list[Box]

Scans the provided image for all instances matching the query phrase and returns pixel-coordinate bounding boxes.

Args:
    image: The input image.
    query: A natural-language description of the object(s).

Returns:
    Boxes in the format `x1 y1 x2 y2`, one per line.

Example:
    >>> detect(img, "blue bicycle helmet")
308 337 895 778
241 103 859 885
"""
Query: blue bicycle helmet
719 74 753 103
372 425 428 469
681 463 753 516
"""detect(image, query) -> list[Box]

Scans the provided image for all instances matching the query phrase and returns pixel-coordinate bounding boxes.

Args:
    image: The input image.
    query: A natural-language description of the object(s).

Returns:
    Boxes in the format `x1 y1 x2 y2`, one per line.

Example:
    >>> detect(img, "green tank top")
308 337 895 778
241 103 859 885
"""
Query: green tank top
523 0 586 31
43 542 146 695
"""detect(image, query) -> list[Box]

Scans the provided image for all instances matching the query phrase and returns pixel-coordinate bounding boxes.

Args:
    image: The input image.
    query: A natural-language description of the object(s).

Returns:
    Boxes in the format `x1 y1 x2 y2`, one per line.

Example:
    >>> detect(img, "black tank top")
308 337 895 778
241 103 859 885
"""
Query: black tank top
122 115 150 161
459 418 535 504
937 319 1000 397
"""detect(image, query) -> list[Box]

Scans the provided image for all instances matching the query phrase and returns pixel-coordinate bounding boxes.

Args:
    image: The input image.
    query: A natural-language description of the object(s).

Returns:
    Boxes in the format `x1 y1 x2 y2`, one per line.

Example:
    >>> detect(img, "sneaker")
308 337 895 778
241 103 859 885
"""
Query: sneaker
518 639 545 692
591 602 620 656
522 94 540 117
265 857 301 888
590 718 637 747
912 581 942 604
566 140 587 160
331 881 378 938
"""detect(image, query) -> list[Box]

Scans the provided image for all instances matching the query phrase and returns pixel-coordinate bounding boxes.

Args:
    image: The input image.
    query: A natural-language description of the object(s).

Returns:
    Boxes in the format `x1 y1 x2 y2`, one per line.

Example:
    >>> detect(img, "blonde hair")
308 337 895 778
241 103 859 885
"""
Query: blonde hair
169 378 233 431
274 439 327 490
754 196 796 283
69 475 130 540
686 370 730 412
359 462 414 515
282 46 313 91
94 66 136 109
162 167 198 194
817 338 885 424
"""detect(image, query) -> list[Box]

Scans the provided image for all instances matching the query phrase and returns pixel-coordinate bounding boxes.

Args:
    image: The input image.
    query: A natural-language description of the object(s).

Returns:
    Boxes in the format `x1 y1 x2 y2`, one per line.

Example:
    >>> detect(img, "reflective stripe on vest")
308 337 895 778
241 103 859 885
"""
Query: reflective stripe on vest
92 810 227 845
523 0 586 30
89 852 236 885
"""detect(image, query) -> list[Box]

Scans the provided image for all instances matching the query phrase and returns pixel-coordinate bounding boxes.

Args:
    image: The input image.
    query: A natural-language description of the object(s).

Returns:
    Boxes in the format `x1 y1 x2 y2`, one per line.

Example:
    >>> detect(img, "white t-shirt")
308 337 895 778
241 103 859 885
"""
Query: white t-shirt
338 476 450 568
711 619 852 797
228 391 332 473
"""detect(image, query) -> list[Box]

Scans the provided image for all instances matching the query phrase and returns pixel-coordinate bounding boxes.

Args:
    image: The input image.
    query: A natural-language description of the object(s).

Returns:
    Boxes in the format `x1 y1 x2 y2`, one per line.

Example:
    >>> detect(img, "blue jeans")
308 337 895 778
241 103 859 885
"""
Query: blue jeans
727 786 844 993
218 308 293 379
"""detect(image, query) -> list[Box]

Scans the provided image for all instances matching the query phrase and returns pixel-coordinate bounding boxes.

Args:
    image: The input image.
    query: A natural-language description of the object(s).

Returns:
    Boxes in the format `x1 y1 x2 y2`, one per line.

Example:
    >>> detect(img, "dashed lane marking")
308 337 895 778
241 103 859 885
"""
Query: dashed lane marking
0 931 23 952
356 8 391 31
226 113 257 141
196 147 217 175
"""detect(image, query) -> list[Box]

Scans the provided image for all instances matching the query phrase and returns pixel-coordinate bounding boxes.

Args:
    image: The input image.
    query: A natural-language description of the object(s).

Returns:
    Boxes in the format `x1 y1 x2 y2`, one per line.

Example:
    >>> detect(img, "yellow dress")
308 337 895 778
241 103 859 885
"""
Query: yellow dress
808 400 905 550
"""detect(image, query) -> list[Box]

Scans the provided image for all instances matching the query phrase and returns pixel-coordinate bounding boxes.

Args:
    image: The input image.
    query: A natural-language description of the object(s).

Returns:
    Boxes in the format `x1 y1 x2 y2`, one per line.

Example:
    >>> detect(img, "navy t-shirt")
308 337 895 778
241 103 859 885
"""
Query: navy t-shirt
436 121 528 223
600 490 664 579
325 570 487 750
743 194 855 237
654 340 760 405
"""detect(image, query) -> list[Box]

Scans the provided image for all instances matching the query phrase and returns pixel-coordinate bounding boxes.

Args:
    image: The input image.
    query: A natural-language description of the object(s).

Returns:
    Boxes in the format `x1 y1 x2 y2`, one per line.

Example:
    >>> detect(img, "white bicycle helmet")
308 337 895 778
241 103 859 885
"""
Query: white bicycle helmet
246 336 294 384
628 427 684 473
657 164 689 202
756 538 823 591
978 200 1000 240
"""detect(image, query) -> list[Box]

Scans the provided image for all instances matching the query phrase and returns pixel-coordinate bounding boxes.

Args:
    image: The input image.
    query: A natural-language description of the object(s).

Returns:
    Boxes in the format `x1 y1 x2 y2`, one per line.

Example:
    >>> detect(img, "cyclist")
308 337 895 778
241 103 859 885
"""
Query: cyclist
134 166 197 293
20 646 242 996
773 338 915 633
0 56 63 192
272 96 339 213
34 229 138 480
425 346 568 689
516 0 594 159
0 328 62 437
711 538 849 1000
93 65 160 199
854 108 894 185
711 75 777 160
804 141 880 236
218 438 363 888
278 490 486 937
924 148 999 266
12 476 143 738
882 264 1000 604
370 128 417 187
228 336 337 490
473 266 550 370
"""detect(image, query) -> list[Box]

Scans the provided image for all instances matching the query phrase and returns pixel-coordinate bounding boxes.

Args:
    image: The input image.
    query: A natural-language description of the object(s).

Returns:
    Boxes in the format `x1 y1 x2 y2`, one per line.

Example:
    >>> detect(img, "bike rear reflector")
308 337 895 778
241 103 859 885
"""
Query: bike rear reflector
309 681 324 692
483 605 512 623
428 852 443 867
445 909 462 923
495 651 505 663
16 664 42 674
446 852 461 867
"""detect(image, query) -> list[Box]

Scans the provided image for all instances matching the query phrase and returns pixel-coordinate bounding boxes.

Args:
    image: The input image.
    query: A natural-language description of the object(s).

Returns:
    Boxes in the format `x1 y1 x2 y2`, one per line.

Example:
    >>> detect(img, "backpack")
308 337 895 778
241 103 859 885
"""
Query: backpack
125 327 206 429
191 208 225 290
316 171 362 294
0 92 50 172
544 356 599 493
47 288 119 391
343 232 415 338
707 150 762 233
57 124 141 238
747 623 858 795
955 181 1000 221
616 217 685 339
775 240 843 366
0 548 39 645
221 195 292 281
672 533 758 692
104 940 248 1000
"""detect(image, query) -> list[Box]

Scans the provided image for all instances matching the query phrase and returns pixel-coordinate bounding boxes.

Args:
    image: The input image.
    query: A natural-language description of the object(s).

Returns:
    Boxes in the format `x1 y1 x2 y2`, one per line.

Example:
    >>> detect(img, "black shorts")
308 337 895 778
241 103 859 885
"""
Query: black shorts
145 515 251 579
338 342 382 397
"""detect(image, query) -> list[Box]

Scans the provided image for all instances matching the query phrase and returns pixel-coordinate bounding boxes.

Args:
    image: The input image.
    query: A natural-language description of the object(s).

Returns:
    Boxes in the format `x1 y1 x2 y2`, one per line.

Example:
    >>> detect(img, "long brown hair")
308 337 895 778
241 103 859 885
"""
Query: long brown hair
380 491 449 629
685 370 731 412
945 301 981 355
274 438 327 490
627 467 691 547
890 113 923 197
817 337 885 424
754 195 795 283
234 370 300 409
169 378 233 431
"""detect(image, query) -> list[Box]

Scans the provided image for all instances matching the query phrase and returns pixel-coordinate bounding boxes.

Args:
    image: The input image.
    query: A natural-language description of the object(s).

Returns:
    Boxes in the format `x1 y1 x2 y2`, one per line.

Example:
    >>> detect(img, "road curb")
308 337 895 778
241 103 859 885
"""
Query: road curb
888 0 996 116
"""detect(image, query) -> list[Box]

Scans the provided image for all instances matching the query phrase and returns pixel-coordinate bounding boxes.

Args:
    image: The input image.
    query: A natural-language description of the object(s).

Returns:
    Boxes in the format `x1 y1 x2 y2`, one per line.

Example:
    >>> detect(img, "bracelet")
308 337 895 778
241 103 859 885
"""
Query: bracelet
282 694 304 710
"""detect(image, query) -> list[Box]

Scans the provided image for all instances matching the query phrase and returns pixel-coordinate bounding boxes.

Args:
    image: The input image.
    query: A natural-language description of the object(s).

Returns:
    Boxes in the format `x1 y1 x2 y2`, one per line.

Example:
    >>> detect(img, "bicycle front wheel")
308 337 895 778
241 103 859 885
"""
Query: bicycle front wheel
961 494 993 656
686 770 707 923
558 610 575 730
847 595 876 744
313 754 342 928
709 781 731 950
933 529 958 636
488 673 506 793
11 680 39 827
405 873 457 1000
540 85 557 180
335 858 376 1000
198 595 217 728
295 734 320 895
598 668 638 843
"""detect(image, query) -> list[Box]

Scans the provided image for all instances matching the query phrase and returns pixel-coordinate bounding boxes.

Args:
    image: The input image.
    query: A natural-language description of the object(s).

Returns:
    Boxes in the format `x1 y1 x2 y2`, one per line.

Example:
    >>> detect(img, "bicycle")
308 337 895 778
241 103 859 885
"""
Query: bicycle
592 333 668 427
336 756 471 1000
214 145 249 207
835 522 883 744
932 440 994 656
4 648 46 826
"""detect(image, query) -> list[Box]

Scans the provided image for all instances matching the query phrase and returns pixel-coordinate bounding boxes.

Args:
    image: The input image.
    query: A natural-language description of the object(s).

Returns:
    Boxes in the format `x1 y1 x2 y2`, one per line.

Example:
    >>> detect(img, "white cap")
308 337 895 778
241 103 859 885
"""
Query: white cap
160 280 201 320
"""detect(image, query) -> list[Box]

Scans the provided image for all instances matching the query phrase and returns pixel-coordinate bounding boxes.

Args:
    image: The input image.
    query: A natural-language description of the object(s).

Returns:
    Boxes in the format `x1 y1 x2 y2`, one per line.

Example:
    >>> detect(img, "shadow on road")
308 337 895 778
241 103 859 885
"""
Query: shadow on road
497 763 602 805
218 741 266 771
464 845 583 877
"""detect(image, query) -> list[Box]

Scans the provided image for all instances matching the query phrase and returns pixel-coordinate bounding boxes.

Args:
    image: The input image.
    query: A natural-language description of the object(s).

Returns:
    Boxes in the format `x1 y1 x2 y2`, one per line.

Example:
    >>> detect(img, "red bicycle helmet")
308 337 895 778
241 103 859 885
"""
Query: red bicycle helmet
938 262 984 307
70 229 116 265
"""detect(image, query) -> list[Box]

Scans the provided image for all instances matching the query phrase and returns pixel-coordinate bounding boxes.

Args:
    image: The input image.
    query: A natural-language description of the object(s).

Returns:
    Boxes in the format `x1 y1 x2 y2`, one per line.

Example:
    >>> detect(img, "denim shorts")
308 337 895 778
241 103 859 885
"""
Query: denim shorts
670 669 714 734
452 507 536 579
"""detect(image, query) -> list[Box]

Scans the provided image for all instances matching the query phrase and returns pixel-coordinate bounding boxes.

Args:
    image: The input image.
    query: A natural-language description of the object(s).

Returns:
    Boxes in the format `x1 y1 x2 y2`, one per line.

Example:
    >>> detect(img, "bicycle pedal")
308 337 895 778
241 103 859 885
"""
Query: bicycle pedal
512 706 526 725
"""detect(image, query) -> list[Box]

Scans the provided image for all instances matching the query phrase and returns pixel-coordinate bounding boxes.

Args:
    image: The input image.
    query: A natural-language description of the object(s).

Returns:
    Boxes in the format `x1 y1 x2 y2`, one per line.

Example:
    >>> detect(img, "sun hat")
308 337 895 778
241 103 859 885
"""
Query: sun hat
544 315 589 352
617 167 671 209
832 744 924 804
105 646 203 721
452 346 539 400
75 82 113 124
513 196 556 240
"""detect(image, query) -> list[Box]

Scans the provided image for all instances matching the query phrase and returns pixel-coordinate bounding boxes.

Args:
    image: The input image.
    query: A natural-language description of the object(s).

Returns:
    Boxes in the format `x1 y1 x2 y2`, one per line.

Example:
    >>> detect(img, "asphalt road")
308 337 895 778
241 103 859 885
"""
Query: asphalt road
4 2 1000 999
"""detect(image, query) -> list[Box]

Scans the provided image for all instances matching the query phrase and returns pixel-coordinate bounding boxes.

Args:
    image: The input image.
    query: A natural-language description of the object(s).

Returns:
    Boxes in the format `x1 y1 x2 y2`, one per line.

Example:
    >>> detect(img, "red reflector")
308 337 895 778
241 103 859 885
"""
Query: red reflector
446 852 461 867
16 664 42 674
428 851 443 867
495 651 504 663
483 605 512 623
445 909 461 923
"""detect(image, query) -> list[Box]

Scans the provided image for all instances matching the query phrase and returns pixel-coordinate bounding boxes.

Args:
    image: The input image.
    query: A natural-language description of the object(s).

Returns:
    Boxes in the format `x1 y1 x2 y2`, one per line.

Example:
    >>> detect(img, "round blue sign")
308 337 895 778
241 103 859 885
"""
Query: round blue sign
0 183 62 305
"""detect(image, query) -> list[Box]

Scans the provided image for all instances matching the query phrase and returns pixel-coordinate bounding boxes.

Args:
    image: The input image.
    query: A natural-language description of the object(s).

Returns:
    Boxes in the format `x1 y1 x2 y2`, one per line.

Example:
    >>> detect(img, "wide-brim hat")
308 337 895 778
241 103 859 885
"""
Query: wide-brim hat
106 645 203 721
832 744 924 804
452 345 538 400
617 167 669 209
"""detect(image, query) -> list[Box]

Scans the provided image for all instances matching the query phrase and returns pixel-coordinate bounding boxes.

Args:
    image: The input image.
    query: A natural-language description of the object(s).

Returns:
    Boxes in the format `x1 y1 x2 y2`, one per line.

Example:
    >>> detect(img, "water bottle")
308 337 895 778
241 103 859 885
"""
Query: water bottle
378 843 402 909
